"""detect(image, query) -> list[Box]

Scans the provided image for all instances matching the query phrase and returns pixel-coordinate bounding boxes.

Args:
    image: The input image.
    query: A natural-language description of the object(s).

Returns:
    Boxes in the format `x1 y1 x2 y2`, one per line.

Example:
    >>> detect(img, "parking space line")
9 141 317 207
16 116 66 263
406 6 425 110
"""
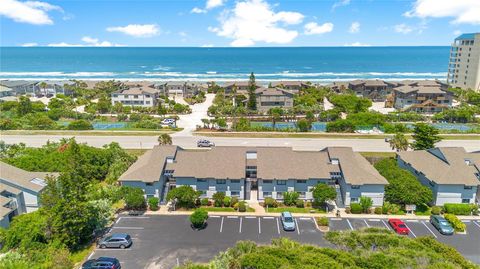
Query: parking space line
364 219 370 228
403 223 416 238
381 220 391 230
220 217 224 233
369 219 380 222
422 221 437 238
121 216 150 219
406 220 418 222
210 215 220 218
239 217 243 233
461 220 471 223
331 218 341 221
227 216 238 219
473 221 480 229
346 219 354 230
88 251 95 260
112 227 144 230
276 218 280 234
115 218 121 224
263 217 274 219
258 217 261 234
300 217 311 220
245 216 256 219
295 218 300 235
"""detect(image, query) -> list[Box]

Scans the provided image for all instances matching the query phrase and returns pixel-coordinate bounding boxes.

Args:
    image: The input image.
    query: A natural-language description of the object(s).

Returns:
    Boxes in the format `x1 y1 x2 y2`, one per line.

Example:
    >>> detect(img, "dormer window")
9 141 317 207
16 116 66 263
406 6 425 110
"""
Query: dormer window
246 151 257 160
166 156 174 163
331 158 339 165
464 159 472 166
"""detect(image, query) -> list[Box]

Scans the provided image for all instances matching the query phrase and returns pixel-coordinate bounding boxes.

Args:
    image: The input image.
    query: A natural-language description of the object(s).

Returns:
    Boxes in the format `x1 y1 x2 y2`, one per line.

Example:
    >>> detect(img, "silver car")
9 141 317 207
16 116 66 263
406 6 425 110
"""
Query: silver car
280 211 296 231
98 233 132 249
197 139 215 147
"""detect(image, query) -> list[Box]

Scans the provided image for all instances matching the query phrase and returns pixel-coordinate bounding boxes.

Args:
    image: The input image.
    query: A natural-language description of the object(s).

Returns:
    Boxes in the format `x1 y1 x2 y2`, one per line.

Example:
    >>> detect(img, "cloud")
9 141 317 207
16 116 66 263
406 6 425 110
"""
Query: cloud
201 44 214 47
344 42 371 47
404 0 480 25
48 36 124 47
0 0 63 25
21 42 38 47
191 0 225 14
332 0 350 10
453 30 462 36
349 22 360 33
191 7 206 14
394 23 413 34
178 31 187 37
304 22 334 35
106 24 160 38
211 0 304 46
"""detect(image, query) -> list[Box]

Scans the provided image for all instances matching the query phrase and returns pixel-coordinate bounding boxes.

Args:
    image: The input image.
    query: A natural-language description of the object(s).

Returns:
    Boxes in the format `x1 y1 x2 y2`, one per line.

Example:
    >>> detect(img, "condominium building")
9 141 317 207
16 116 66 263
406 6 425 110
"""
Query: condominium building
111 86 160 107
118 145 388 207
392 80 453 113
447 33 480 91
255 87 294 112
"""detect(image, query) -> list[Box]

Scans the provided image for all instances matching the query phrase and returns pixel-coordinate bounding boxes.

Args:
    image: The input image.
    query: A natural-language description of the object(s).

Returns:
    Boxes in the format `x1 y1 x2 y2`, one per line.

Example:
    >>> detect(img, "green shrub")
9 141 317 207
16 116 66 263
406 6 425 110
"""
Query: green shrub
212 192 226 207
359 196 373 213
295 199 305 208
223 196 231 207
283 191 299 206
147 197 159 211
264 197 278 208
444 214 466 232
166 185 200 209
316 217 329 227
190 208 208 228
431 206 443 215
238 201 247 212
124 187 146 210
200 198 210 206
230 197 239 208
382 202 402 215
374 207 382 214
443 203 472 215
67 119 93 130
350 203 362 214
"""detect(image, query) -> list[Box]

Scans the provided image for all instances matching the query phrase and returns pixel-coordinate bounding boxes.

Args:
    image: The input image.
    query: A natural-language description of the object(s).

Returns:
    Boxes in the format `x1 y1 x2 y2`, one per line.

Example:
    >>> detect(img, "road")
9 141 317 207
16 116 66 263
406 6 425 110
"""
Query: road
172 93 214 136
1 134 479 152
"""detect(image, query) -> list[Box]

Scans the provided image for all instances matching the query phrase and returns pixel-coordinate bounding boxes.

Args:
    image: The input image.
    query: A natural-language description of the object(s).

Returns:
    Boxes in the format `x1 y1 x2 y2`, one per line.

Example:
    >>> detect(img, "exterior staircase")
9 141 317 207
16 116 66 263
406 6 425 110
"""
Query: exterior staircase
335 185 345 208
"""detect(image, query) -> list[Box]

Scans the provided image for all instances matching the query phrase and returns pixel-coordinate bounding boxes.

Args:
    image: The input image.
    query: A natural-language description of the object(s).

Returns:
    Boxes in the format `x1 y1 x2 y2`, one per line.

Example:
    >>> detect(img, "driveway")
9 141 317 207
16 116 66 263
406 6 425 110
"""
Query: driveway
173 93 214 137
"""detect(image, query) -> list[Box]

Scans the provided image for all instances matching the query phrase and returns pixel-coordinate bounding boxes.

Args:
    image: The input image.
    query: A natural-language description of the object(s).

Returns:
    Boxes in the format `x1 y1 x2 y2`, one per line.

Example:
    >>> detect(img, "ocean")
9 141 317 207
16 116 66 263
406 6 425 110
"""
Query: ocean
0 47 450 83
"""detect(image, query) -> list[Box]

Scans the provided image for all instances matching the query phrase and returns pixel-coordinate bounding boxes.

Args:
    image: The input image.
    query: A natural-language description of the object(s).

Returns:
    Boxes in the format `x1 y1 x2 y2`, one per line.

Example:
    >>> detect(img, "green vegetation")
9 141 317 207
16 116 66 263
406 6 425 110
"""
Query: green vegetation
444 214 466 233
177 229 476 269
157 133 173 145
311 183 336 206
184 91 206 105
359 196 373 213
443 203 476 215
247 72 257 110
389 132 409 151
190 208 209 229
316 216 329 227
265 207 325 213
328 94 372 114
375 158 433 206
283 191 300 206
166 185 201 209
411 123 442 150
148 197 160 211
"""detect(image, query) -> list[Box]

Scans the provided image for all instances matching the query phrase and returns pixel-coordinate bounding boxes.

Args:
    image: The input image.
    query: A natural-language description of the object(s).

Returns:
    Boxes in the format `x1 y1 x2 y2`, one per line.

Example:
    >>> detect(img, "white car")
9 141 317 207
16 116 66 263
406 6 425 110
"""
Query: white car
162 118 175 125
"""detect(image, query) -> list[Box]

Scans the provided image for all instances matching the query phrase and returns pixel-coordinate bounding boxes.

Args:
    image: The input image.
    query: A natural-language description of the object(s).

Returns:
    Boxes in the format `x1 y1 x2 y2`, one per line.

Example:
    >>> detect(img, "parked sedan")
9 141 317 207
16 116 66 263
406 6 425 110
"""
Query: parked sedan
197 139 215 147
280 211 296 231
97 233 132 249
82 257 121 269
430 215 454 235
388 219 409 235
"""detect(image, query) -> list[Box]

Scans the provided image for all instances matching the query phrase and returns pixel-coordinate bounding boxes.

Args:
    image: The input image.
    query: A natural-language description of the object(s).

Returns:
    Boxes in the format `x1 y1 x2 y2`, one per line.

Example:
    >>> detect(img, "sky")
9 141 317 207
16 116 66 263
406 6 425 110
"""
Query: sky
0 0 479 47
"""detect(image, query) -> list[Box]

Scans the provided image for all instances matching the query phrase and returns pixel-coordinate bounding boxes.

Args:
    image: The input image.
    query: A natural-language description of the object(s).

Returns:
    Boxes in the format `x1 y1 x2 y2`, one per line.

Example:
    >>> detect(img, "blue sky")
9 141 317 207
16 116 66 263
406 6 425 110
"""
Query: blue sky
1 0 479 47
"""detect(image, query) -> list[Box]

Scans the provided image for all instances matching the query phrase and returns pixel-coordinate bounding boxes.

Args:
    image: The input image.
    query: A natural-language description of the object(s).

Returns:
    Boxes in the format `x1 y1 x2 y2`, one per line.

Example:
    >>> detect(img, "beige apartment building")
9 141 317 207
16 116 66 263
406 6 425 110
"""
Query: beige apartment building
447 33 480 91
255 87 294 112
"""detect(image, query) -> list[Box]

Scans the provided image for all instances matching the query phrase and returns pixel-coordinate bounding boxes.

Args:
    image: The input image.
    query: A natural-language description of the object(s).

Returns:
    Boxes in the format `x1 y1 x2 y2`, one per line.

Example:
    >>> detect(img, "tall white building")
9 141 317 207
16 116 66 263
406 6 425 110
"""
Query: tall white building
447 33 480 91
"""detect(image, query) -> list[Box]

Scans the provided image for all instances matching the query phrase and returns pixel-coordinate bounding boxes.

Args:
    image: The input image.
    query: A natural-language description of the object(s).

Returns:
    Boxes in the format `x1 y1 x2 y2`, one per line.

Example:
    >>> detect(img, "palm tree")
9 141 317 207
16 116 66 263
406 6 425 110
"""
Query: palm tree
158 134 173 145
268 107 283 130
38 81 48 97
201 118 210 129
389 132 409 152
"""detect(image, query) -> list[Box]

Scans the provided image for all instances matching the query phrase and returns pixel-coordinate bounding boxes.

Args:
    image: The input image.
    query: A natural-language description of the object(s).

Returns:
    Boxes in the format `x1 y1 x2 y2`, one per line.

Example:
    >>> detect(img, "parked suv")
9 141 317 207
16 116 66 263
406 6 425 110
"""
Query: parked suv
197 139 215 147
82 257 121 269
430 215 454 235
98 233 132 249
280 211 296 231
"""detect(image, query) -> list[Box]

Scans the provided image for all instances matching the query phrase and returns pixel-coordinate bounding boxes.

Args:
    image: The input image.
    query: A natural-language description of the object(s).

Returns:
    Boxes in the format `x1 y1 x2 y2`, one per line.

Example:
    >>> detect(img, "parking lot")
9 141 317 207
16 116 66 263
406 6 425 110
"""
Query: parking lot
88 215 480 268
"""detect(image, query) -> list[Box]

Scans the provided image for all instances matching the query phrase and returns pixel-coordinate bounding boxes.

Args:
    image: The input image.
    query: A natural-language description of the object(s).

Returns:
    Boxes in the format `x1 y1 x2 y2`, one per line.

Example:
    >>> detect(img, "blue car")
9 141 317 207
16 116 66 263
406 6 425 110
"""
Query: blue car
82 257 121 269
281 211 296 231
430 215 454 235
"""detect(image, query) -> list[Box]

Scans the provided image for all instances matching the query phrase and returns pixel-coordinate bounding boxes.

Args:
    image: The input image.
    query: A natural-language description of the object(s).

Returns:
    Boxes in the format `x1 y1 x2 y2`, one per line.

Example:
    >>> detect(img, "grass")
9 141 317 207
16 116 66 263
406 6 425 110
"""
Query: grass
414 204 432 216
198 206 256 212
265 207 326 213
1 129 177 136
360 152 396 158
125 149 148 157
70 243 95 266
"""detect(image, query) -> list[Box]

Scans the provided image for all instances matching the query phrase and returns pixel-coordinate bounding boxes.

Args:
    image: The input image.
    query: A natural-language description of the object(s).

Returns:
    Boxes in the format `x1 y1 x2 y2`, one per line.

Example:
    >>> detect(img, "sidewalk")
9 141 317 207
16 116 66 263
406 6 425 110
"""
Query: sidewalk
144 206 480 220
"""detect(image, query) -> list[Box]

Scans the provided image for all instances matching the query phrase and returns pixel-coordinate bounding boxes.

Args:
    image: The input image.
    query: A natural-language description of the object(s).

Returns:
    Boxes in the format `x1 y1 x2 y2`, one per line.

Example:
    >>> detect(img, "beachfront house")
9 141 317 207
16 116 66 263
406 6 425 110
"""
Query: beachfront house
255 87 294 112
118 146 388 207
0 162 57 228
392 80 453 113
33 80 76 97
223 81 260 95
111 85 160 108
397 147 480 206
0 80 37 95
270 81 310 94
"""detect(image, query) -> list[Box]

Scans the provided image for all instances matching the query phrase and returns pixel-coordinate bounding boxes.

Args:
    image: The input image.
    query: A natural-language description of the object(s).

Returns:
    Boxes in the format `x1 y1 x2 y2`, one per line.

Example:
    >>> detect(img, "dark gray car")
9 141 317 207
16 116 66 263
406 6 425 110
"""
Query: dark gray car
430 215 454 235
98 233 132 249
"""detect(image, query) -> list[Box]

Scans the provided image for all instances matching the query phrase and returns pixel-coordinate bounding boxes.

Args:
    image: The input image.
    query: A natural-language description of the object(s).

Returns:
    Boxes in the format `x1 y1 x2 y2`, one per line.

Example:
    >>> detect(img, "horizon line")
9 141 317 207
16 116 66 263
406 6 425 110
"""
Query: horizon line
1 45 451 48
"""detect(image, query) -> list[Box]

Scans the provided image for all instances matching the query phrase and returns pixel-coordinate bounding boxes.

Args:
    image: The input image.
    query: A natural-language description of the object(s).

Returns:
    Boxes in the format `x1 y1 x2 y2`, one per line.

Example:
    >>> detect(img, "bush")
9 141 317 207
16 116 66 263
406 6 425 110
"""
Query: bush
350 203 362 214
295 199 305 208
374 207 382 214
431 206 443 215
264 197 278 208
201 198 210 206
230 197 239 208
238 201 247 212
67 119 93 130
316 217 329 227
166 185 201 209
443 203 472 215
345 207 351 214
359 196 373 213
124 187 146 210
223 196 231 207
147 197 159 211
283 191 299 206
190 208 208 229
212 192 226 207
444 214 466 232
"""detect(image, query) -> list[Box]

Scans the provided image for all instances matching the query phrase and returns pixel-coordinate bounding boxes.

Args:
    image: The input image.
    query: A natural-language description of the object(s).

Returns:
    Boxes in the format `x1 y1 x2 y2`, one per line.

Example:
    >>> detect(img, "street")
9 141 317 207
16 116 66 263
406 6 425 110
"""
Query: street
88 215 480 269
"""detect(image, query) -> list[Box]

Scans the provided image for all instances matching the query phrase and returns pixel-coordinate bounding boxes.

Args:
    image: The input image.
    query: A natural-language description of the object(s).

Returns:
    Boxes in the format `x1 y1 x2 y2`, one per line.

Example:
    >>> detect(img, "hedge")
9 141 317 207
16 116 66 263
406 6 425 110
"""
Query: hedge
350 203 363 214
443 203 472 215
444 214 466 232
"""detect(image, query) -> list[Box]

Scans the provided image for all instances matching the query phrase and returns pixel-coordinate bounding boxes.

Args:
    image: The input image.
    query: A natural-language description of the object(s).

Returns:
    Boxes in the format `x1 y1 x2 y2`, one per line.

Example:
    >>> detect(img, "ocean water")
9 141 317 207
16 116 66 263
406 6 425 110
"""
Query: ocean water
0 47 450 82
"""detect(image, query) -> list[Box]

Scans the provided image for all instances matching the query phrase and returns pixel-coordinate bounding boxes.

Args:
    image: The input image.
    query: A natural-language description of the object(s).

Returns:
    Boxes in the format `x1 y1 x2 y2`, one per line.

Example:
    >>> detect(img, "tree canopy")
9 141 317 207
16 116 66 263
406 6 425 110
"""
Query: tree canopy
311 183 336 205
411 123 442 150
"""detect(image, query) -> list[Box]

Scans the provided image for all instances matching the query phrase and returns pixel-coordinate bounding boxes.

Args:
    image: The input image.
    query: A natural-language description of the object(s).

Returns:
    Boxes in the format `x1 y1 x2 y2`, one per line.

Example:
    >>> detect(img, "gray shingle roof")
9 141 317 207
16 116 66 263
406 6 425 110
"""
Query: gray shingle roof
0 162 57 192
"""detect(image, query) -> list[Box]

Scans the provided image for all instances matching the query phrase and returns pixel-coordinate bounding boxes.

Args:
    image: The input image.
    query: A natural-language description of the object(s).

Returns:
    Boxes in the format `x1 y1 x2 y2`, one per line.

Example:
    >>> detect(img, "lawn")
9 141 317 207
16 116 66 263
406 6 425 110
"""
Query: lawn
360 152 396 158
265 207 325 213
70 243 95 267
1 129 178 136
199 206 256 212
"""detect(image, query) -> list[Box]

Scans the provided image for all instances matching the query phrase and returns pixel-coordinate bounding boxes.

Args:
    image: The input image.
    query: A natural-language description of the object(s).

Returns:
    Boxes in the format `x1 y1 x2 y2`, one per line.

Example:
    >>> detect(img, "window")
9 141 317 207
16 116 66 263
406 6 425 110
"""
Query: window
464 186 472 190
263 180 273 184
246 151 257 159
297 180 307 184
276 192 284 199
351 185 360 189
231 179 240 183
462 199 470 204
199 190 207 197
263 192 272 198
216 179 226 184
164 170 174 176
231 191 240 197
351 197 358 203
146 182 154 186
298 192 306 198
166 156 174 163
197 179 207 183
134 95 139 99
277 180 286 185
